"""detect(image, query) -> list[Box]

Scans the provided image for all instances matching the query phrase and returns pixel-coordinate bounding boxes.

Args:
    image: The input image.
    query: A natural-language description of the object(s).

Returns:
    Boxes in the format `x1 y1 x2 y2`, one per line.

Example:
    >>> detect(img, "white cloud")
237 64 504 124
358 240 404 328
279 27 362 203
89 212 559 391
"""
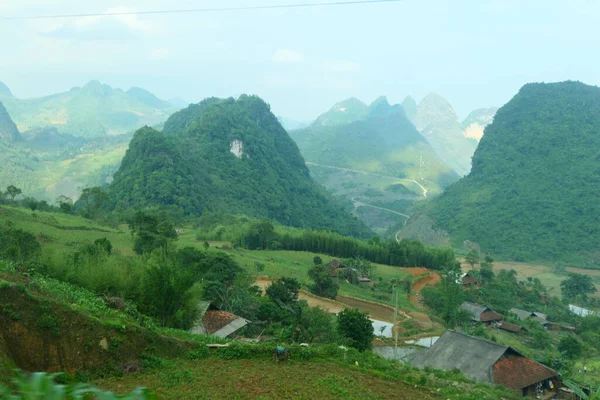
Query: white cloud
272 49 305 63
322 60 360 73
42 7 155 41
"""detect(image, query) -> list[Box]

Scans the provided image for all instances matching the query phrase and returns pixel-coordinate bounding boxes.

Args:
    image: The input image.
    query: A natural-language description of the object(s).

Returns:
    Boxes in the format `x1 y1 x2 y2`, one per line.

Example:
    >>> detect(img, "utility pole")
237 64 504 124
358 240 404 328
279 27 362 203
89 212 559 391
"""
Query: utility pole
393 286 399 357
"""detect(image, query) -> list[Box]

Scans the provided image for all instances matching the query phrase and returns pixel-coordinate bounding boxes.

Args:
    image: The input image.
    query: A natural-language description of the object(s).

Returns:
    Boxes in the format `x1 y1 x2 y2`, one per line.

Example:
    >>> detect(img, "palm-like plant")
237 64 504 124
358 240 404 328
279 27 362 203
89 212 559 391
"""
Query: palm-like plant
564 380 600 400
0 370 154 400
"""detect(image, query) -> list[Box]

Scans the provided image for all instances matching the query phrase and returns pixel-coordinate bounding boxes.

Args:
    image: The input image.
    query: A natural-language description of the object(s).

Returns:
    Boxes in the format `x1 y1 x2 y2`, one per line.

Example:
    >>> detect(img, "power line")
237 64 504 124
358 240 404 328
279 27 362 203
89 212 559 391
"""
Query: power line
0 0 408 21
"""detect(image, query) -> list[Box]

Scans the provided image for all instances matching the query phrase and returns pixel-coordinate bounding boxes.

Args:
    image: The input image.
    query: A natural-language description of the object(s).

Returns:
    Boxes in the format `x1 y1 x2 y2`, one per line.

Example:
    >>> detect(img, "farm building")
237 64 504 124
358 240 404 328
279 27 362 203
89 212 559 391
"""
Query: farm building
498 321 524 334
326 259 347 277
410 331 560 397
460 302 504 323
190 301 250 338
509 308 574 331
459 272 482 289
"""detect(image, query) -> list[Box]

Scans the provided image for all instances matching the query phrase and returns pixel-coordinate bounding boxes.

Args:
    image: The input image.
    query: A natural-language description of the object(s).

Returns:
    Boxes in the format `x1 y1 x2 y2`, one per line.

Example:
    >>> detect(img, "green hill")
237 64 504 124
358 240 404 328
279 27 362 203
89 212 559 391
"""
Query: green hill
408 81 600 266
0 100 20 142
415 93 478 176
109 95 371 237
290 97 459 236
292 97 458 185
0 80 177 138
311 97 369 127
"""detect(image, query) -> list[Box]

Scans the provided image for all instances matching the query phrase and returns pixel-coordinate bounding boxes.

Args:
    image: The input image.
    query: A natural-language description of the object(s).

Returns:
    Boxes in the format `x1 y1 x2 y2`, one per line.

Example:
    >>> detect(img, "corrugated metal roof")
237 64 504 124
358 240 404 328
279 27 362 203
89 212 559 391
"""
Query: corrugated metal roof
213 317 250 338
410 331 508 383
460 302 489 322
410 331 558 390
510 308 534 321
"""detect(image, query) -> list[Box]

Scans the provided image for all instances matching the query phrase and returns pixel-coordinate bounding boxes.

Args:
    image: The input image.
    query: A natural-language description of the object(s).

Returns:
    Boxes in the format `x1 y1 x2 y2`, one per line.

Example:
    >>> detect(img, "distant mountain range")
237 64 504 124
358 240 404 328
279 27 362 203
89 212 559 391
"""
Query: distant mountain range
0 80 178 138
404 81 600 266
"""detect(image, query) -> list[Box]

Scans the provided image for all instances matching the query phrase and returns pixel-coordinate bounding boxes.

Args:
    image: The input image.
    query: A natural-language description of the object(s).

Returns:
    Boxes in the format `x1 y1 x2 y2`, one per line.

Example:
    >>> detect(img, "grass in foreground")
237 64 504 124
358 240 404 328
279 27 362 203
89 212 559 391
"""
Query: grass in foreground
93 357 516 400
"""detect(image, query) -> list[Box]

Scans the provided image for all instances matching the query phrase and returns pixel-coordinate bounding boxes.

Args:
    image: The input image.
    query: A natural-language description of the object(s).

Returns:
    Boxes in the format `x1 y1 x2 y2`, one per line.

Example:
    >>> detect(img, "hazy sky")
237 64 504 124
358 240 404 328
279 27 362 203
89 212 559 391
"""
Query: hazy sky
1 0 598 121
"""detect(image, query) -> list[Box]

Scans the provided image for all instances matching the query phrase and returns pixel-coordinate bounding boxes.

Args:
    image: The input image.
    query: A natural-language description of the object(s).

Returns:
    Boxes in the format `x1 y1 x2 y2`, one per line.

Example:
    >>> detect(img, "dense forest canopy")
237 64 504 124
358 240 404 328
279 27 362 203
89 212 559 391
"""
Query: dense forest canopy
109 95 371 237
418 81 600 265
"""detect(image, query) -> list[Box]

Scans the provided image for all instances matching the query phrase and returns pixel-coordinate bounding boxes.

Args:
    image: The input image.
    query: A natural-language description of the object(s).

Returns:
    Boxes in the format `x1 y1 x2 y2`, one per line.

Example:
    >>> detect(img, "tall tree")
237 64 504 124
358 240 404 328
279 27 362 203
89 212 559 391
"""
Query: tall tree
308 263 339 299
465 249 480 268
561 273 597 302
5 185 21 201
337 308 374 351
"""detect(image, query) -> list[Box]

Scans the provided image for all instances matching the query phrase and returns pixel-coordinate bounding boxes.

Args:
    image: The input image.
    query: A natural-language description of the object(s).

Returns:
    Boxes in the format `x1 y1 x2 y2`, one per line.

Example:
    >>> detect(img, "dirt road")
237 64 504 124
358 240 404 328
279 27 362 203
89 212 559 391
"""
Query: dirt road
306 162 428 198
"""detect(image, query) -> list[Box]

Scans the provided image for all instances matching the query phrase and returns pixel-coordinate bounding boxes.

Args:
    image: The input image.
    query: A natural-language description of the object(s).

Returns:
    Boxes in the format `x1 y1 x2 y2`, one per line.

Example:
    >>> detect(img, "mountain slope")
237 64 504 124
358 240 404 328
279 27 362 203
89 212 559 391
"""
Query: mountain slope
311 97 368 127
109 95 371 237
291 97 459 187
415 93 477 176
290 97 459 236
0 81 13 97
401 95 417 123
0 80 177 138
0 100 20 142
409 81 600 265
461 107 498 141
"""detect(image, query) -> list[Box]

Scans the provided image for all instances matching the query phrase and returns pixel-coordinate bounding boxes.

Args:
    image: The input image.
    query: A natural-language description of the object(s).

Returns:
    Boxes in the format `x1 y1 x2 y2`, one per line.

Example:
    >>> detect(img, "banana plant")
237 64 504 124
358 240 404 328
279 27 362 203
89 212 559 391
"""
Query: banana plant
0 370 154 400
564 380 600 400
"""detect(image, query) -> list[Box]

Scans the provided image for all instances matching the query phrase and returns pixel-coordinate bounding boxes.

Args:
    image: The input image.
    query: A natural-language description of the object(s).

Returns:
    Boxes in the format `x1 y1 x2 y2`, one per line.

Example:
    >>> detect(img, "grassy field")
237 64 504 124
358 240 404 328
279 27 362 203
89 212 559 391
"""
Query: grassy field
461 259 600 299
92 356 516 400
0 206 417 312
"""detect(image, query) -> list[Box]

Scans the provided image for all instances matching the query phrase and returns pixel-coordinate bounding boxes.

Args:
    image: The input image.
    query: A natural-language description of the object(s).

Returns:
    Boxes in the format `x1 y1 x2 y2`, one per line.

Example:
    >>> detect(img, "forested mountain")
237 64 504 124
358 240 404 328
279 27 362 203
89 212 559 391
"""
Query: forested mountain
291 96 459 187
0 100 20 142
108 95 371 237
461 107 498 141
406 81 600 265
415 93 478 176
289 97 459 236
0 80 177 138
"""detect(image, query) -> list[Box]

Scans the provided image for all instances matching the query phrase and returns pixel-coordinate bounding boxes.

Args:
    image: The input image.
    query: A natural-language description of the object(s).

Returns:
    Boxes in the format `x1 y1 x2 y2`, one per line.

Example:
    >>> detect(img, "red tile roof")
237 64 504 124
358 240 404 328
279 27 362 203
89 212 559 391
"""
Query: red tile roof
493 353 558 390
462 275 481 285
202 310 239 334
499 322 522 333
480 310 504 322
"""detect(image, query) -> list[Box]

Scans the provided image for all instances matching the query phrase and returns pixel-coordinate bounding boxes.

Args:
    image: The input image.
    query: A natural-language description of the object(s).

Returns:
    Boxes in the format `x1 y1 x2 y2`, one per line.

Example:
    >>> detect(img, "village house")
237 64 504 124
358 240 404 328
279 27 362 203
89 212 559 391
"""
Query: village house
510 308 575 332
460 301 504 324
498 321 524 334
190 301 250 338
459 272 482 289
410 330 560 397
326 259 347 277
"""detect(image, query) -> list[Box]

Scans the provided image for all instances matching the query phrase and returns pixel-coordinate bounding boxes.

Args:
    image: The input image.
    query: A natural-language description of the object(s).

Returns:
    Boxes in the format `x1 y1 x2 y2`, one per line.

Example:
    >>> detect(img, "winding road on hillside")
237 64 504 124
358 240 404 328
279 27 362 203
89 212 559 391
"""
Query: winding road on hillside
305 162 428 198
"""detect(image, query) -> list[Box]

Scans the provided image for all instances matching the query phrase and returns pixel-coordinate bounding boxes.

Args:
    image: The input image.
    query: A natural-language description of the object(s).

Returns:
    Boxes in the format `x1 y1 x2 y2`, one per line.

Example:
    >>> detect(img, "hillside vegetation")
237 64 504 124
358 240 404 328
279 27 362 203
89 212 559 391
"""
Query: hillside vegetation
109 95 371 237
412 81 600 266
290 97 458 235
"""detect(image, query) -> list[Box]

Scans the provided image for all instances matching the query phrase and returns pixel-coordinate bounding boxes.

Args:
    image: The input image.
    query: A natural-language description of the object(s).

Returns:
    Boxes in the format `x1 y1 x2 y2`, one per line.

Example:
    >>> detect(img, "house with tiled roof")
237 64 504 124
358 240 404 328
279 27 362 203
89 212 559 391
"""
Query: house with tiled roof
190 301 250 338
459 272 482 289
460 301 504 323
410 331 559 397
326 259 347 277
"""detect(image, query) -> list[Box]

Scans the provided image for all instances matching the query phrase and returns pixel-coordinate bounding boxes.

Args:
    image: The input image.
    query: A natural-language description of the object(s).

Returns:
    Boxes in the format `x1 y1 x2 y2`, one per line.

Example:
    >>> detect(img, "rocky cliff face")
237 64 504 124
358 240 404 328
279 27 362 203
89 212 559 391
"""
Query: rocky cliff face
415 93 477 176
